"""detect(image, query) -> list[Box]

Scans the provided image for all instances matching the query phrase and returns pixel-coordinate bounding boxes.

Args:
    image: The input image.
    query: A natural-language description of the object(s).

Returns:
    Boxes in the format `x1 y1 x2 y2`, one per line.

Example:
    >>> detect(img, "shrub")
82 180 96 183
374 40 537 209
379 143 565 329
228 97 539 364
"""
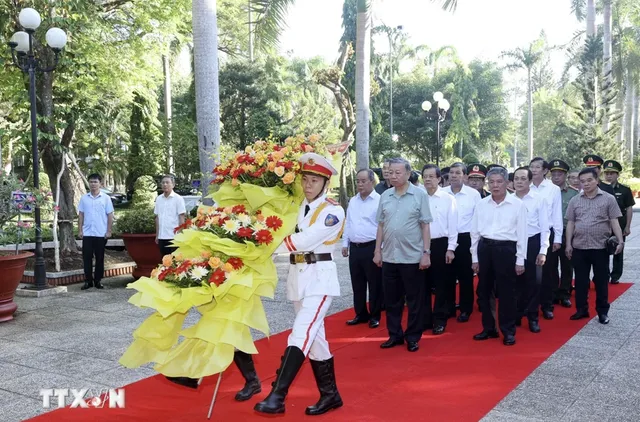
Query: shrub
114 176 157 235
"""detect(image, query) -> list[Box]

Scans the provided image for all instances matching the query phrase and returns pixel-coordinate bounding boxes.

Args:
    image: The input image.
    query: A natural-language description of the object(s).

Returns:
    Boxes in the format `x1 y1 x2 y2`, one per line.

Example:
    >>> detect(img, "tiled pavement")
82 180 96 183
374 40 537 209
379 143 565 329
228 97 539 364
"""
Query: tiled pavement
2 215 640 421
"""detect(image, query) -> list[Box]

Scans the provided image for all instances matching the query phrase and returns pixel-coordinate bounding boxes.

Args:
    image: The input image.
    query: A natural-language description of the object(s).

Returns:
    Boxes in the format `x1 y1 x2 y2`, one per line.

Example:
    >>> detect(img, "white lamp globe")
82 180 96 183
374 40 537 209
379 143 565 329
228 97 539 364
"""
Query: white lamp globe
11 31 30 53
46 28 67 50
439 99 450 111
19 8 41 31
421 101 432 112
433 91 444 102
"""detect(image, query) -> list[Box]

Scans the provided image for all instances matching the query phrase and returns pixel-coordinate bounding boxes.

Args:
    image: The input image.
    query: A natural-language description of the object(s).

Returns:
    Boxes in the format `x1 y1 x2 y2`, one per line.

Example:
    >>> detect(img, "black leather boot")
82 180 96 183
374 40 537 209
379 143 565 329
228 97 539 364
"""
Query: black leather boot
165 376 199 389
254 346 305 414
305 357 343 416
233 350 261 401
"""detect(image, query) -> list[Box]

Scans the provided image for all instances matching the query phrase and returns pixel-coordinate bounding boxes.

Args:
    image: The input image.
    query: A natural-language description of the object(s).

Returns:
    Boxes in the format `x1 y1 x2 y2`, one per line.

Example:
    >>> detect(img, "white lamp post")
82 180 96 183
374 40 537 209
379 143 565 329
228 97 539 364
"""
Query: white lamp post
421 93 450 166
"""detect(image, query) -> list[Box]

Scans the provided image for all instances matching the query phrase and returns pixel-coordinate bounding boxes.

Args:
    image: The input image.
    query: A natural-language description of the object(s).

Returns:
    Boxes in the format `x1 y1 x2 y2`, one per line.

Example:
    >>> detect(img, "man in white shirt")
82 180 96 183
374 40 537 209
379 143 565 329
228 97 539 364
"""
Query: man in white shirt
78 173 114 290
154 175 187 257
422 164 458 335
471 167 527 346
512 167 550 334
529 157 562 320
342 169 383 328
444 162 481 323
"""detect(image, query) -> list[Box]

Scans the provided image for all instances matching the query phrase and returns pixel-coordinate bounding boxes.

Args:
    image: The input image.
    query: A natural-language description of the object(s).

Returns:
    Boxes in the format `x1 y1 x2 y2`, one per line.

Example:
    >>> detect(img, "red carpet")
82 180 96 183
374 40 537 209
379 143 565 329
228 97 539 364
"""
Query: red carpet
29 283 630 422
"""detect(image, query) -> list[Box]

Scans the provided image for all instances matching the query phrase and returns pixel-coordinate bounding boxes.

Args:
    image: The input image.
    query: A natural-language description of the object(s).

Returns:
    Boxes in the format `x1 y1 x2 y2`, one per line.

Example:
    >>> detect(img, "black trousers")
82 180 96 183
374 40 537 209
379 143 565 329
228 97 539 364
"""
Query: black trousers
349 242 383 320
83 236 107 283
610 235 626 282
550 229 573 301
572 248 610 315
451 232 474 315
424 238 452 328
477 238 517 337
539 229 556 312
517 234 542 321
158 239 177 258
383 262 425 343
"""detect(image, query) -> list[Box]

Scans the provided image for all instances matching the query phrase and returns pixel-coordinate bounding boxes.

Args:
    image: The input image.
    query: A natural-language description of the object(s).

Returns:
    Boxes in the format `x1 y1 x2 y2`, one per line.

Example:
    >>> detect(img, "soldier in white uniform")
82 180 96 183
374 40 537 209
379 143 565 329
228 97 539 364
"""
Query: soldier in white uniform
254 153 345 416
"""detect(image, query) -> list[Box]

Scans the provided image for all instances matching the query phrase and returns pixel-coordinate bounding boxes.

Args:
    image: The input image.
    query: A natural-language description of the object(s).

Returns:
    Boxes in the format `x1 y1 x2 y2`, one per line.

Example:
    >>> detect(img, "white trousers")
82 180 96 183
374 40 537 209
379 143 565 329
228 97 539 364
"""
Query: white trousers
287 295 333 361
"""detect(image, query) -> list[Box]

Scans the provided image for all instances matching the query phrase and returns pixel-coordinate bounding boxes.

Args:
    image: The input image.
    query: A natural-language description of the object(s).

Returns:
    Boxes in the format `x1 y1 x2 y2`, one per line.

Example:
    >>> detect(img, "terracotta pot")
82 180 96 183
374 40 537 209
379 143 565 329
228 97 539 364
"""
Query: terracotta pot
121 234 162 279
0 251 34 322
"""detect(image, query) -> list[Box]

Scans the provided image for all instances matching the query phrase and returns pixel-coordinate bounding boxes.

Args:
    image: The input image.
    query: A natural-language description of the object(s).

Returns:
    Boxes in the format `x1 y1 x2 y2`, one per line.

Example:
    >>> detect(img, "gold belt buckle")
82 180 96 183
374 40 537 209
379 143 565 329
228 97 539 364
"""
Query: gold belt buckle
294 254 306 264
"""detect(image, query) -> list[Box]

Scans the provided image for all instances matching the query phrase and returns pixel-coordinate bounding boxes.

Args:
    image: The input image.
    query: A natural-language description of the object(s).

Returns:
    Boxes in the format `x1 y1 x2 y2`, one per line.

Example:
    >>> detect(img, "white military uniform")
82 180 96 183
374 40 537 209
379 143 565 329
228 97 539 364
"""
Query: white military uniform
274 155 344 361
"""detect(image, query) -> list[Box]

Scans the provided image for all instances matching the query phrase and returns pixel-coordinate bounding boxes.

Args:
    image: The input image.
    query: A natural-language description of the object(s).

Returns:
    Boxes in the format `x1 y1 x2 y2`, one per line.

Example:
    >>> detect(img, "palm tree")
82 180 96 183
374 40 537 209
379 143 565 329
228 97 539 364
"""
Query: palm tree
502 42 544 160
355 0 372 170
433 0 458 11
603 0 613 132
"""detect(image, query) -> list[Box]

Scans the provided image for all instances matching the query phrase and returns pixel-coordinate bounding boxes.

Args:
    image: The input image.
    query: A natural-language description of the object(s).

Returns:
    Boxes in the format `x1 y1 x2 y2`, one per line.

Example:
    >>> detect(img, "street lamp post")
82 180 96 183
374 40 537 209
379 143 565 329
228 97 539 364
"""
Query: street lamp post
421 92 450 167
7 8 67 290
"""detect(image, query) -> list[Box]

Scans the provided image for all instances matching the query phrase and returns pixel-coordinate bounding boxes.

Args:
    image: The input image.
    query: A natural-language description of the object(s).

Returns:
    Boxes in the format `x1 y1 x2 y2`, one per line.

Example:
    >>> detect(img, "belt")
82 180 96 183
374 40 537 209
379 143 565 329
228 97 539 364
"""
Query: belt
350 240 375 248
289 253 333 265
480 237 516 246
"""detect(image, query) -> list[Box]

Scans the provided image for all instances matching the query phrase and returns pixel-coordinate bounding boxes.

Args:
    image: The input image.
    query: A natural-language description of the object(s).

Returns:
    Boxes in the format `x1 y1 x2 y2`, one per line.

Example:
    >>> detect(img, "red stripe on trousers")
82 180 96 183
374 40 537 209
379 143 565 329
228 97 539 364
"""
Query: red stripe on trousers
301 295 328 353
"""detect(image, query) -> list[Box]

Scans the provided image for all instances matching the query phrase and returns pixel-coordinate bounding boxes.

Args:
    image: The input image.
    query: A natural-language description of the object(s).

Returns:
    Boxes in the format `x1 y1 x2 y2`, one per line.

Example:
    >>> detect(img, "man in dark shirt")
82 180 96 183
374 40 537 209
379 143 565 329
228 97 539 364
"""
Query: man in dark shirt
603 160 635 283
375 159 392 194
583 155 615 196
467 164 489 198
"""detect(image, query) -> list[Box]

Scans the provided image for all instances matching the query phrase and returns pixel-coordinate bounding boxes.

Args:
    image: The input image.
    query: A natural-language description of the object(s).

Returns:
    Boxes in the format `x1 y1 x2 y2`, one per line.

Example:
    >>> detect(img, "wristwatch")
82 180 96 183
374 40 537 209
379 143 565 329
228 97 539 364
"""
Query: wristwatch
423 249 431 255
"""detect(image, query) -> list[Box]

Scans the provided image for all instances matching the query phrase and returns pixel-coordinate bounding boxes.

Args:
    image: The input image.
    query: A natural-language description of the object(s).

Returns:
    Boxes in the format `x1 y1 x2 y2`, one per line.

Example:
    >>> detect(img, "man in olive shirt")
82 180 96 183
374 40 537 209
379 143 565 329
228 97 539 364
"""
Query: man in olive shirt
549 159 578 307
603 160 635 283
566 167 624 325
375 159 392 194
374 158 433 353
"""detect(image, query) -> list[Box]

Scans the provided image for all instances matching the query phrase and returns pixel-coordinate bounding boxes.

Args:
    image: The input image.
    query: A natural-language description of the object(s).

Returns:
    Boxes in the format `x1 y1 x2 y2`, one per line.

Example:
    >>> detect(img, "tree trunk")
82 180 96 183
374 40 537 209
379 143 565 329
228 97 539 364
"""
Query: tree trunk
602 0 612 133
193 0 221 204
632 88 639 157
355 0 371 170
586 0 596 37
527 70 533 160
163 54 175 174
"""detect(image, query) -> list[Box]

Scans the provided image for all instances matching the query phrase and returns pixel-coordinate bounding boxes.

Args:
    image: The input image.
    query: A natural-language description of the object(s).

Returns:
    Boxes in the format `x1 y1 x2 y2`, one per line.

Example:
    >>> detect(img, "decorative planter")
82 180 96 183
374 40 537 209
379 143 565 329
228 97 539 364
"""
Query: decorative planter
0 251 34 322
121 234 162 279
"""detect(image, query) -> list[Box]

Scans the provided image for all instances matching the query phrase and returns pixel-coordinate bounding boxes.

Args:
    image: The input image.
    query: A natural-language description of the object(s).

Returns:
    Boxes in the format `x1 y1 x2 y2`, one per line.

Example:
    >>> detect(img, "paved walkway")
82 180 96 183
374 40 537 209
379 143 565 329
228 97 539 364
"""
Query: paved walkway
1 215 640 421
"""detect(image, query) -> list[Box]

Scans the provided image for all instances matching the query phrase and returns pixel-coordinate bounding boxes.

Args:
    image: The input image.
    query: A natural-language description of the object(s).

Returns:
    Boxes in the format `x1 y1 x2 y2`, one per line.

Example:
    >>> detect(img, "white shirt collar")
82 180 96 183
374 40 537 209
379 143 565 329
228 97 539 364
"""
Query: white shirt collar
357 190 379 201
427 187 445 197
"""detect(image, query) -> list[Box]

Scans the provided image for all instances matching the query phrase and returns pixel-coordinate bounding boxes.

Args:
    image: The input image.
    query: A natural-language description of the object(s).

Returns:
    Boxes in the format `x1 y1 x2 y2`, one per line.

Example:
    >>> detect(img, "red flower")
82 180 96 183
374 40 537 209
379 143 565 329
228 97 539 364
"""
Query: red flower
237 227 254 238
196 218 207 228
227 257 244 270
218 216 229 227
232 205 247 214
209 269 226 286
216 207 225 212
231 168 245 179
251 167 267 178
158 269 171 281
265 216 283 231
255 229 274 245
283 161 294 170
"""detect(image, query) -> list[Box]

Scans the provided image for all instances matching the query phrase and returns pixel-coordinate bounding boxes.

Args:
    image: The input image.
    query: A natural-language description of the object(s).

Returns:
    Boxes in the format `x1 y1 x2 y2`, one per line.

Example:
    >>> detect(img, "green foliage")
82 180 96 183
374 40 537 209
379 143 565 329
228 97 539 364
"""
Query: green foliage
114 207 156 235
132 176 158 208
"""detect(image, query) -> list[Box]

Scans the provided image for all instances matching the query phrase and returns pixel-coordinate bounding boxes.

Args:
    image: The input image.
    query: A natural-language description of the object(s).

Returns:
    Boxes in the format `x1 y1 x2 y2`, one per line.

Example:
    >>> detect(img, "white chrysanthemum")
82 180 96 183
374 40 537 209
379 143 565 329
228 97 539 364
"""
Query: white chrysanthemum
177 271 187 280
223 219 240 234
190 266 208 281
252 221 267 232
237 213 252 226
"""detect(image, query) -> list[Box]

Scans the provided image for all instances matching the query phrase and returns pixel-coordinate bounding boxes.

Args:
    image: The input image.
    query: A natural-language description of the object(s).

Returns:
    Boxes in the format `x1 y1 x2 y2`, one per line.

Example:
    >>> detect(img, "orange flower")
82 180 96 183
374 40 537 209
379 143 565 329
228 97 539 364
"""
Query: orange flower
308 134 320 144
151 268 160 278
201 251 212 259
162 255 173 267
223 263 235 272
274 166 285 177
209 256 221 268
282 172 295 185
224 206 233 214
267 161 277 172
232 178 240 187
211 216 220 225
256 213 266 223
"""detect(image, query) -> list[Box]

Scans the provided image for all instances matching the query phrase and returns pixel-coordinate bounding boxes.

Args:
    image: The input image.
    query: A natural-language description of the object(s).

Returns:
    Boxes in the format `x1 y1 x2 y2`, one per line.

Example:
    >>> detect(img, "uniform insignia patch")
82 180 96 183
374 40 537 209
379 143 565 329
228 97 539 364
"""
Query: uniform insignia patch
324 214 340 227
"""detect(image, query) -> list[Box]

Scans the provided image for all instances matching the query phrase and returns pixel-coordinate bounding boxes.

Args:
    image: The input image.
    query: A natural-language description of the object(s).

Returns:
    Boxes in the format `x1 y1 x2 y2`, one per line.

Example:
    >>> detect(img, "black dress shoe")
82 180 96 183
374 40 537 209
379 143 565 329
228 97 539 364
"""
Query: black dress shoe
457 312 470 323
380 338 404 349
423 323 433 330
570 311 590 320
166 376 199 389
528 320 541 333
542 310 554 320
598 314 610 324
473 330 499 341
94 282 104 289
610 279 620 285
368 319 380 328
346 317 368 326
515 318 522 327
81 282 93 290
503 335 516 346
432 326 445 335
560 299 572 308
407 341 419 352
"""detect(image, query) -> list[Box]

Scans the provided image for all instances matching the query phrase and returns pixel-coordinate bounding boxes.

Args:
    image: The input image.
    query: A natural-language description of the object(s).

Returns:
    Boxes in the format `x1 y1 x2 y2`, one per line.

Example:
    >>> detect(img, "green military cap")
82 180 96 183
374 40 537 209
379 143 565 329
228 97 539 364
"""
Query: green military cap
583 155 604 168
467 163 487 178
549 159 570 172
603 160 622 173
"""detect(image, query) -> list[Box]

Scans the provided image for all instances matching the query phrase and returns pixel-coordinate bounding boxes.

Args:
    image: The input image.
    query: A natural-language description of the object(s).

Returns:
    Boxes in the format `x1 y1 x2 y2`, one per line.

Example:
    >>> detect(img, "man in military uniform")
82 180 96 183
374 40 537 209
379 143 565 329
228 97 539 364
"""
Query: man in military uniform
467 164 489 198
255 153 344 416
603 160 635 284
549 159 578 307
583 155 615 196
375 159 392 194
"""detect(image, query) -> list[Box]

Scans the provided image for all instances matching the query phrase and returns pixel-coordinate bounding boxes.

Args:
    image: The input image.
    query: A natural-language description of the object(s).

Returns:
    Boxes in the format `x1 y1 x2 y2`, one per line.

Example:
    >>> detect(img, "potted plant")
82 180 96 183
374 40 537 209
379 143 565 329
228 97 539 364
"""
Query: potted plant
115 175 161 278
0 173 52 322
